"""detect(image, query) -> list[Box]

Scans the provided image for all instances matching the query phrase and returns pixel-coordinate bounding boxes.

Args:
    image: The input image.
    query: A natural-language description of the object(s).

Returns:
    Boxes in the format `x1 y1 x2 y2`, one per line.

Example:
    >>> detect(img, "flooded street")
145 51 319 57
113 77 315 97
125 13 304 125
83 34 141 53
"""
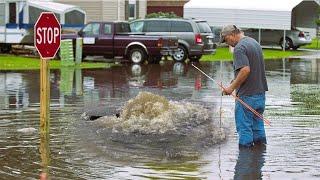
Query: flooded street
0 58 319 179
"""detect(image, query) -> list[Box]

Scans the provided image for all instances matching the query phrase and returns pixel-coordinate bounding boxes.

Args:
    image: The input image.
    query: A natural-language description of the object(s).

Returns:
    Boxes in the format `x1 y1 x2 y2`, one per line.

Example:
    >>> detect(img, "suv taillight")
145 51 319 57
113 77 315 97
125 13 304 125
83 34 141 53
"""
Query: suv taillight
298 31 305 38
195 34 202 44
157 38 163 47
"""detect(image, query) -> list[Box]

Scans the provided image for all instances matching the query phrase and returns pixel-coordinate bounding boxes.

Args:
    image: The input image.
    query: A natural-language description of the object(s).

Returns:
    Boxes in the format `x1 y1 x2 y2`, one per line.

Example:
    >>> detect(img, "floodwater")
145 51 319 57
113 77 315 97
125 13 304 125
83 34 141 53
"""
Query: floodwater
0 58 319 179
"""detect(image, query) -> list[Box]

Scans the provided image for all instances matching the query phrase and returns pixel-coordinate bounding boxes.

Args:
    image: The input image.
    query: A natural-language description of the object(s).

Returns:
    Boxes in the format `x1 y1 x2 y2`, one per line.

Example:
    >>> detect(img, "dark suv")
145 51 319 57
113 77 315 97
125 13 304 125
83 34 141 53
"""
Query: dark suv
130 18 216 62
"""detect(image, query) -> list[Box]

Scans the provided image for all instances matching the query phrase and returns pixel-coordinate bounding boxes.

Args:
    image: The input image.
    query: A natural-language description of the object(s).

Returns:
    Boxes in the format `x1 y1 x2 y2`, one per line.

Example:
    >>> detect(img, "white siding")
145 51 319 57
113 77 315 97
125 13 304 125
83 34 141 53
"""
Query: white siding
54 0 147 21
138 0 146 19
184 8 292 30
185 0 320 31
102 0 118 21
55 0 103 22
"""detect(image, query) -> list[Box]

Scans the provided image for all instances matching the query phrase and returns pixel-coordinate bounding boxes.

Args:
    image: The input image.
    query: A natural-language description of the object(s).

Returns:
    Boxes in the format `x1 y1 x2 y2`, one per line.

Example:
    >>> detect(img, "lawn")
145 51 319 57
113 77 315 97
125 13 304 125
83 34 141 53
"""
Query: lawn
0 55 111 70
201 47 304 61
301 38 320 50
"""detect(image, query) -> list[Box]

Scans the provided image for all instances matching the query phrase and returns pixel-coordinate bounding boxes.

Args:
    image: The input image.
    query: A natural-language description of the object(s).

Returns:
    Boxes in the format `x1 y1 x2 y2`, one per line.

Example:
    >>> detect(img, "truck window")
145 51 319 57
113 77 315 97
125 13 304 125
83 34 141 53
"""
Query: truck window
82 23 100 36
130 21 144 32
104 24 112 34
115 23 131 33
171 21 193 32
144 21 170 32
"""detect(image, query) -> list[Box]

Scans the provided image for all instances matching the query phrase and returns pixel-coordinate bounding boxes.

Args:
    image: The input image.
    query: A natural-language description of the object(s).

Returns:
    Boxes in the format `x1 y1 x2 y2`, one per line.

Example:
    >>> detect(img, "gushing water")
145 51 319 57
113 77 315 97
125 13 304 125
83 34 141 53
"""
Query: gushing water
92 92 226 146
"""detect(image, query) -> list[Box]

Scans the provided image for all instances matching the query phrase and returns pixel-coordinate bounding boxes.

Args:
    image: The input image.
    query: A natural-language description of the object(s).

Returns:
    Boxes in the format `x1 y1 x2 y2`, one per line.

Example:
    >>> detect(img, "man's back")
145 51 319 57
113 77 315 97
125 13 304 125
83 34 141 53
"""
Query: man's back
233 36 268 96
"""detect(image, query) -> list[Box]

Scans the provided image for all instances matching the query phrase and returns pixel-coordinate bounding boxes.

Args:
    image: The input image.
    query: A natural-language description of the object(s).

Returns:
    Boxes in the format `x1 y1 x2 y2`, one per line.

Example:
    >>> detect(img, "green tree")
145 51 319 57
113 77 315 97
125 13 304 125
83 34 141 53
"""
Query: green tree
145 12 180 19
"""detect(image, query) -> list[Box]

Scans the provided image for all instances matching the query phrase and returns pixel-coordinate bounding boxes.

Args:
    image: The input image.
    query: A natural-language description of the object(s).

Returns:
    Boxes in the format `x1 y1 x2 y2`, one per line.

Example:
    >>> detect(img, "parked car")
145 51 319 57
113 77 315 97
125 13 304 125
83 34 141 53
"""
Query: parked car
210 26 311 50
61 21 178 63
130 18 216 62
210 26 222 44
244 28 312 50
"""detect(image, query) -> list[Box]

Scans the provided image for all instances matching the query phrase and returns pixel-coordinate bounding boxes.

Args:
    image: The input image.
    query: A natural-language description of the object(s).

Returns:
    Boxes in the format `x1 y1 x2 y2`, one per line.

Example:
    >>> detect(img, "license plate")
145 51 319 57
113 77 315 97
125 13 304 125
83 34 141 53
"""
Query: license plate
208 39 213 44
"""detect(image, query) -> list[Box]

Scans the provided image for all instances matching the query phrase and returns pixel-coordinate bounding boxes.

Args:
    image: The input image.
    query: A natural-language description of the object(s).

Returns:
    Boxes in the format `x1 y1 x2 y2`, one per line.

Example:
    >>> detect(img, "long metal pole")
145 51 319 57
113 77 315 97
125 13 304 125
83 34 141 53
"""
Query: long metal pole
258 29 261 44
4 2 7 43
219 61 223 128
283 29 286 51
192 64 271 126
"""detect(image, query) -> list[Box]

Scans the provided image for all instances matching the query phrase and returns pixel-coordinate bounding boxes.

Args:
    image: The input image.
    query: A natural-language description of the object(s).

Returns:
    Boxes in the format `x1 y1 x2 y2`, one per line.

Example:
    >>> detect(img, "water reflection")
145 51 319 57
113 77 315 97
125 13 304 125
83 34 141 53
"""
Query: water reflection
39 130 50 180
0 59 320 179
234 145 266 180
60 67 75 96
290 58 320 84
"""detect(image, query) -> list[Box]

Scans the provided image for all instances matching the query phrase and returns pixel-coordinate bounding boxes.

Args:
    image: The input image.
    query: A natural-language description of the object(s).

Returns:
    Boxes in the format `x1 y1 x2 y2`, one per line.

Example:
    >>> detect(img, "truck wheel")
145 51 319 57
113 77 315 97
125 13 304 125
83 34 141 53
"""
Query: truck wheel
172 45 187 62
129 48 146 64
292 45 300 50
189 55 202 62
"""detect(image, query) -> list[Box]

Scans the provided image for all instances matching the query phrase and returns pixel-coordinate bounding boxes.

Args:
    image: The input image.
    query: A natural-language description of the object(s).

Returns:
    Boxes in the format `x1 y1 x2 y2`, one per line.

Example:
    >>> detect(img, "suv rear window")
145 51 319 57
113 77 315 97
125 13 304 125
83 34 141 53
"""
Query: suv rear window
171 21 193 32
144 20 170 32
196 22 212 33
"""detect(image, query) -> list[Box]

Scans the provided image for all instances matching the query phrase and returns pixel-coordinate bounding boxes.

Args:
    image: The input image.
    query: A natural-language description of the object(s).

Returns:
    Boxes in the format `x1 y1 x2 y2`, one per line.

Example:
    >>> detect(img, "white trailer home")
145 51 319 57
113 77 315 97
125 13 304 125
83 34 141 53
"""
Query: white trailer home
0 0 85 52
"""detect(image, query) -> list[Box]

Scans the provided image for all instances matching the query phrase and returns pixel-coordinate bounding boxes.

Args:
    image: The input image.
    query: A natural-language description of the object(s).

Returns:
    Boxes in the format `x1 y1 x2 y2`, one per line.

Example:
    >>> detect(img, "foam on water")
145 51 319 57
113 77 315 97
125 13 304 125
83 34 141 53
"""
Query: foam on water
93 92 226 142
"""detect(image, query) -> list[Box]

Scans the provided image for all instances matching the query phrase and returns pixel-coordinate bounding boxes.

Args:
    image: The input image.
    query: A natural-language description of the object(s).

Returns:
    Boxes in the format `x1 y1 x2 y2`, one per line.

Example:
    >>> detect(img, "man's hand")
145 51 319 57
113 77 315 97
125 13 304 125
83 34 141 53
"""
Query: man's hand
222 66 250 96
222 86 234 95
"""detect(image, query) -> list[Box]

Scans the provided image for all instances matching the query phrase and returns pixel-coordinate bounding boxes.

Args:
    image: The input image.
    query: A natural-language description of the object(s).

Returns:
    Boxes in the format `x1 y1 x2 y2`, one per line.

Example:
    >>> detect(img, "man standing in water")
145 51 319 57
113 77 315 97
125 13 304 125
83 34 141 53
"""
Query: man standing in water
220 25 268 148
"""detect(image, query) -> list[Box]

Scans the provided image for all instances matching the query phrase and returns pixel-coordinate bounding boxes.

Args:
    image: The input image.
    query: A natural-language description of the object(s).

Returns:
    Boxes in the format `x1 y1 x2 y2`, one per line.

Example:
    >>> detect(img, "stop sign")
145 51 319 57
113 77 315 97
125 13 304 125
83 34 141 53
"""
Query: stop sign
34 12 61 60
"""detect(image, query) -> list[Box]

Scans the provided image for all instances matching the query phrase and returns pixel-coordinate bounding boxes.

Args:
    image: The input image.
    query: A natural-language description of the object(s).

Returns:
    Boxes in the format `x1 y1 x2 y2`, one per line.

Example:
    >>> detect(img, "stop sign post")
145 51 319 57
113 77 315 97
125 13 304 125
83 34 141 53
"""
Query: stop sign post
34 12 61 142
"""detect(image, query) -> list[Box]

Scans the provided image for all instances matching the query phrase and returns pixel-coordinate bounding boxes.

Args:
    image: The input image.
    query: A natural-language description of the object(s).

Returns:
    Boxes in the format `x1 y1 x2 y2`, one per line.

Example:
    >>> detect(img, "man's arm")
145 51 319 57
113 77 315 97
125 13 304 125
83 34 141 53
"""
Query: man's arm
223 66 250 95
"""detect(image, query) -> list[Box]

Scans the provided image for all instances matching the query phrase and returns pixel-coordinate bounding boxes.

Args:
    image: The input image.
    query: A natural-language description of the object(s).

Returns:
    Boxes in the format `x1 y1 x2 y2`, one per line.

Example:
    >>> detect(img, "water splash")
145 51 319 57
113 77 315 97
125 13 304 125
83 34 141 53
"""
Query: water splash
92 92 226 142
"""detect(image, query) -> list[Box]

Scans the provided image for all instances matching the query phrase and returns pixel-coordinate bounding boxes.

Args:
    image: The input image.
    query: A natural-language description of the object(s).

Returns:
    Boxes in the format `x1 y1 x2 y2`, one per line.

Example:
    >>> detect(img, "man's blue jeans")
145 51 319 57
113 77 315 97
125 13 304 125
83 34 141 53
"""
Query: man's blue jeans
235 93 267 147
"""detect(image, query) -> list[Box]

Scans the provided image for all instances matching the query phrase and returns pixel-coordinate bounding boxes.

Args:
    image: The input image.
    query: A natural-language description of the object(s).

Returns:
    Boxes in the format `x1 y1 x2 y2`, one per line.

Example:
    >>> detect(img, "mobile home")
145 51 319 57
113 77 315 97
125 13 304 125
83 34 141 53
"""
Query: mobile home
0 0 85 52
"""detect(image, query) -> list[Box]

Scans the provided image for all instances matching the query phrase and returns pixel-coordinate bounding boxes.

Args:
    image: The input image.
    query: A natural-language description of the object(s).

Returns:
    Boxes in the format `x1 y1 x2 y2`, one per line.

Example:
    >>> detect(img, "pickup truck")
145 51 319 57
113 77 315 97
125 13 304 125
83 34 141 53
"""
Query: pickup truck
62 21 178 63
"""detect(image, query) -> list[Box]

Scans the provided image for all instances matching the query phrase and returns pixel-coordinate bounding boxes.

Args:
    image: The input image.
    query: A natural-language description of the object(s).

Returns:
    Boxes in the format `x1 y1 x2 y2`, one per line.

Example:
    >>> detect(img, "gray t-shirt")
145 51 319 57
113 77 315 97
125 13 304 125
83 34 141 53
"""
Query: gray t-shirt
233 36 268 96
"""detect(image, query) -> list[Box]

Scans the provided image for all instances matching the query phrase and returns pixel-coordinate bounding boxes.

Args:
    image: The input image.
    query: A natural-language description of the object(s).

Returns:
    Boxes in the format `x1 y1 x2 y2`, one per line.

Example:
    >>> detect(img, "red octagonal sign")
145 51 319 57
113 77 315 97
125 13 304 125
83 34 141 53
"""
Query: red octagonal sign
34 12 61 60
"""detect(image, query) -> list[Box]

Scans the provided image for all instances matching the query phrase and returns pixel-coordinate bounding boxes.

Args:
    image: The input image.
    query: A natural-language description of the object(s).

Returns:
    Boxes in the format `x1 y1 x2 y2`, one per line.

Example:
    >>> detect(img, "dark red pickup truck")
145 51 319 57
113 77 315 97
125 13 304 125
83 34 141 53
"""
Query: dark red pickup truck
62 21 178 63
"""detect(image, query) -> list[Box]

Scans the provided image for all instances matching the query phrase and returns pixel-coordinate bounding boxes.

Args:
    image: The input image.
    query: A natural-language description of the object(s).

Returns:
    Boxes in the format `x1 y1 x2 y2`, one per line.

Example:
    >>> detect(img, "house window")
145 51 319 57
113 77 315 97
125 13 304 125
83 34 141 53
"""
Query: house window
128 0 136 20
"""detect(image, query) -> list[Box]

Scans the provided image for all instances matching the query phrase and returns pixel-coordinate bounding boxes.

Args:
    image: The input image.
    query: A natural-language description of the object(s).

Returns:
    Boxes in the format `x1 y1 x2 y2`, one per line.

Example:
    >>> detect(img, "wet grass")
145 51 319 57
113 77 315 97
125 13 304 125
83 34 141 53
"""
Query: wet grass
0 55 111 70
291 84 320 115
201 47 304 61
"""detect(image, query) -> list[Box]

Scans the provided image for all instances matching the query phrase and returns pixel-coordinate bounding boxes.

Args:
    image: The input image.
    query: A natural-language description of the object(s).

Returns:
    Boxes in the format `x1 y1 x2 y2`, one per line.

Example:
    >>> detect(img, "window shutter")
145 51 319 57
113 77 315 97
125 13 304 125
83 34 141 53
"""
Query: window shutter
136 0 139 19
125 0 129 20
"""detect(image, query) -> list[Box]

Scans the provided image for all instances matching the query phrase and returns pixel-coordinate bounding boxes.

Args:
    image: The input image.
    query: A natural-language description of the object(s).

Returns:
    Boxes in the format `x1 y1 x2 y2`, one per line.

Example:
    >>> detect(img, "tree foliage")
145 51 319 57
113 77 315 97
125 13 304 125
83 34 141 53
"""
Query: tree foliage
145 12 180 19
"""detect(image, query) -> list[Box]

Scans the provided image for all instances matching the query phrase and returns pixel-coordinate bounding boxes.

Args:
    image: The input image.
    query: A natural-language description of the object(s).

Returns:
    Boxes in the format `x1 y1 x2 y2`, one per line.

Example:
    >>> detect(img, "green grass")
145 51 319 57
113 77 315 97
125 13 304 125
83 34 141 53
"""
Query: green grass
301 38 320 49
201 47 304 61
0 55 111 70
